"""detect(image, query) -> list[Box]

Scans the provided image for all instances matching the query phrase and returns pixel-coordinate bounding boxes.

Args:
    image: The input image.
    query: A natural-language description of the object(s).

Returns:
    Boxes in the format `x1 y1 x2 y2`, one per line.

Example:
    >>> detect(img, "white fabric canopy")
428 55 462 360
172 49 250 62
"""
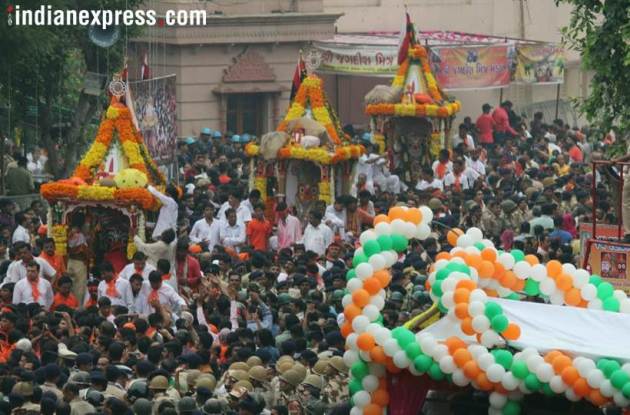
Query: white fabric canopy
423 298 630 362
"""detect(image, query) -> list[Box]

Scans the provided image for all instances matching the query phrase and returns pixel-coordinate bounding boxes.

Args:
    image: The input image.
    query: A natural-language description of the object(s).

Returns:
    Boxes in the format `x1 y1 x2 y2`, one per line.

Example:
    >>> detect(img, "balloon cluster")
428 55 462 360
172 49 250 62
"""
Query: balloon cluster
341 206 630 415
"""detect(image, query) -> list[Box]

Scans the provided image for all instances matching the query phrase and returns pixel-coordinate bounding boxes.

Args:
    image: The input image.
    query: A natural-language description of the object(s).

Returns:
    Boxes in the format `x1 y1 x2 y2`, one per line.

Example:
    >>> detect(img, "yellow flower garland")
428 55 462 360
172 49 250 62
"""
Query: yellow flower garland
77 185 116 201
52 224 68 256
254 177 267 202
319 181 332 205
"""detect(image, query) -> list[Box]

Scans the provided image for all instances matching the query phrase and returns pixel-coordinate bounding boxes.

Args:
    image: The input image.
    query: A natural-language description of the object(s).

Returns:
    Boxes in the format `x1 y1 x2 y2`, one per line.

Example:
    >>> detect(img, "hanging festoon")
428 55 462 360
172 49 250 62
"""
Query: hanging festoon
340 204 630 415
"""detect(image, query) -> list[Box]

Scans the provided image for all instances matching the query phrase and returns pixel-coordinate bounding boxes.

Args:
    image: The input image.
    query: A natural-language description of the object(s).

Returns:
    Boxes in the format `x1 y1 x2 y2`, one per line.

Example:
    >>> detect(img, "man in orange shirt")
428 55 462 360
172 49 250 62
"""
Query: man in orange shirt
39 238 66 280
51 275 79 311
247 204 272 251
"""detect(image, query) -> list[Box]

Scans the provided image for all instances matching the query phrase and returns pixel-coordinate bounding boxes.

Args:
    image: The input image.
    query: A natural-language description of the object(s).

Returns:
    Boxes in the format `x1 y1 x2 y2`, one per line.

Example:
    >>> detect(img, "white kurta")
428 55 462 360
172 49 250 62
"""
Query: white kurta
300 223 333 256
148 186 178 240
13 278 54 310
97 278 134 308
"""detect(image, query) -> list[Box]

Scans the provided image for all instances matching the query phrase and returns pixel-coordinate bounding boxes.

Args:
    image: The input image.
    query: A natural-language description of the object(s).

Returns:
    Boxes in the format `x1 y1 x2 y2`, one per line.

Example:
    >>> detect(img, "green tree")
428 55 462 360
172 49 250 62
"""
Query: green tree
555 0 630 135
0 0 143 180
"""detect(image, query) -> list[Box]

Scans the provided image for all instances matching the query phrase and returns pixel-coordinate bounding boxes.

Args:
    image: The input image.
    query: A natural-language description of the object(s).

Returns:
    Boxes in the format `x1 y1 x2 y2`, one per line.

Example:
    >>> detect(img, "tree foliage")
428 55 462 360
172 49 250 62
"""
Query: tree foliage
555 0 630 134
0 0 144 178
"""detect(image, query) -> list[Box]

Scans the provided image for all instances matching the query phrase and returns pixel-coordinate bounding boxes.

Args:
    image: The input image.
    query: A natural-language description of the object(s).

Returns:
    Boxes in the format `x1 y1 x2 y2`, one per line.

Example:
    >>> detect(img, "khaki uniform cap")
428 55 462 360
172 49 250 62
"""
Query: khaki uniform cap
277 355 294 365
229 362 250 372
280 370 302 388
246 356 263 368
229 369 249 382
149 376 169 390
276 360 294 374
195 374 217 391
312 359 330 376
248 366 268 383
232 380 253 393
329 356 348 374
185 370 201 387
302 374 324 390
293 363 307 380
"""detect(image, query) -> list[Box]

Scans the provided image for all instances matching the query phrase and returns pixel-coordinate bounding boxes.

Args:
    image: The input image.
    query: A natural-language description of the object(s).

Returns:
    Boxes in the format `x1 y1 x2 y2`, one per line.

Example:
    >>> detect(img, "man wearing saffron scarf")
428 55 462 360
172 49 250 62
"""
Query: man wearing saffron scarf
97 262 133 309
39 238 66 277
156 259 177 292
138 271 186 317
51 275 79 311
12 260 53 310
119 252 156 282
432 149 453 180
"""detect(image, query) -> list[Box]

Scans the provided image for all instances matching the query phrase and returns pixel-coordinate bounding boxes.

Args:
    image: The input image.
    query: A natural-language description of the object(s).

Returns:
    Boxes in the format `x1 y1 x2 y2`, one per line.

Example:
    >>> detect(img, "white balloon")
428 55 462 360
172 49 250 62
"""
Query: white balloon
469 289 487 303
433 344 450 361
530 264 547 282
382 250 398 267
452 369 470 386
586 369 604 389
374 327 390 345
369 295 385 310
536 363 554 383
419 206 433 224
374 222 391 236
614 289 628 301
600 379 615 397
346 333 358 350
349 406 363 415
487 364 506 383
513 261 531 280
478 353 495 371
489 391 508 408
355 263 374 280
562 263 577 276
572 269 590 288
439 356 457 374
468 345 487 359
390 219 407 236
393 350 410 368
576 358 595 378
420 338 437 357
481 238 495 248
434 259 449 271
497 286 513 298
354 247 365 258
614 391 630 407
353 390 371 408
361 374 379 392
369 363 386 378
581 284 597 301
358 350 372 362
481 330 504 348
539 278 556 296
383 338 400 356
362 305 380 322
442 291 455 309
359 230 377 245
565 388 579 402
501 372 520 391
549 375 567 393
465 246 481 256
457 234 473 248
343 350 359 367
498 253 515 270
526 355 544 373
415 223 431 240
472 315 490 333
441 278 458 293
368 254 386 271
450 256 466 265
352 316 370 333
403 223 417 240
347 278 363 293
342 294 353 307
468 301 486 317
466 227 483 243
549 290 565 305
588 298 603 310
469 267 479 283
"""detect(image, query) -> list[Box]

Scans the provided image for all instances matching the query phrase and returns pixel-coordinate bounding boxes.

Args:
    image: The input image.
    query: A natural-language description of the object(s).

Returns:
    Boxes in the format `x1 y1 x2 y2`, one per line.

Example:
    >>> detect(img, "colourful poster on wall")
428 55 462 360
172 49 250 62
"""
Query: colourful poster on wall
428 45 511 90
129 75 177 165
513 44 565 84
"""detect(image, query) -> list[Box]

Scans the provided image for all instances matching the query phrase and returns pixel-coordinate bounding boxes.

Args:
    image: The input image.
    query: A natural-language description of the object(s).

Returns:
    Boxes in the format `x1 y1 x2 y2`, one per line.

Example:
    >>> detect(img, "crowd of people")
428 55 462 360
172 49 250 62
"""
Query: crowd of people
0 100 616 415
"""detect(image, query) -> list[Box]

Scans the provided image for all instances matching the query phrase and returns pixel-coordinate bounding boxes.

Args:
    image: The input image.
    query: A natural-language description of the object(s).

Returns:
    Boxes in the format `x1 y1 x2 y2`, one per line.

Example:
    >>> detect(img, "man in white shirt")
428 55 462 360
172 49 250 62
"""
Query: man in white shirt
324 198 346 236
11 213 30 244
373 159 401 194
97 262 134 309
119 252 156 281
13 260 54 310
452 124 475 150
240 189 261 217
189 203 220 252
218 190 252 225
147 184 179 240
465 148 486 180
138 271 187 317
443 159 475 192
432 150 453 181
4 242 56 285
300 211 333 257
128 273 147 314
219 208 246 251
416 167 444 193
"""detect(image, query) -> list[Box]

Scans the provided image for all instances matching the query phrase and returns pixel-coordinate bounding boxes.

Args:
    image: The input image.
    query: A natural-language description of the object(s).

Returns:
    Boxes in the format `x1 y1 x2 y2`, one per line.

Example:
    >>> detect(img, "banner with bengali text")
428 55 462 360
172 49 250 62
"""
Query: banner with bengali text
514 44 565 84
312 44 398 76
428 44 511 90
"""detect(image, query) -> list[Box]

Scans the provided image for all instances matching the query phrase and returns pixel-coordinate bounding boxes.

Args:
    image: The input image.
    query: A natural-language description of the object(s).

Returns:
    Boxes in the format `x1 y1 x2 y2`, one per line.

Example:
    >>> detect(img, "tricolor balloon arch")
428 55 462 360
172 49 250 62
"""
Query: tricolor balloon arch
340 205 630 415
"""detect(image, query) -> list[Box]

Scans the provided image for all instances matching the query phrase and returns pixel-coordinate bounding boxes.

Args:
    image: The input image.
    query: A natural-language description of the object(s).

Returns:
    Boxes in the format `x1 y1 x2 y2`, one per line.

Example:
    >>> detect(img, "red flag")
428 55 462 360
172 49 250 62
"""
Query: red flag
397 12 416 65
290 53 307 101
141 52 151 80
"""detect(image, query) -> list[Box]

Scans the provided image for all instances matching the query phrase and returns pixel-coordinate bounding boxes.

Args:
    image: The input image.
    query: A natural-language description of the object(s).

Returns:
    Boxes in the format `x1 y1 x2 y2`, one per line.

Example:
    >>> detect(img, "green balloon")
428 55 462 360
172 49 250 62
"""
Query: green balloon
603 360 621 378
446 262 471 275
596 358 609 372
377 235 393 251
349 379 363 395
524 373 541 391
541 383 554 396
603 296 620 312
414 354 433 373
363 239 382 257
352 253 368 267
484 302 503 320
491 314 509 333
494 350 513 370
346 269 357 281
611 369 630 389
436 268 451 281
395 328 415 348
432 280 444 297
405 342 422 360
506 293 520 300
437 300 448 313
428 362 445 380
589 275 603 286
502 401 521 415
524 279 540 296
350 361 369 380
510 249 525 262
597 282 614 300
375 315 384 325
391 234 409 253
511 361 529 379
622 382 630 399
475 242 486 251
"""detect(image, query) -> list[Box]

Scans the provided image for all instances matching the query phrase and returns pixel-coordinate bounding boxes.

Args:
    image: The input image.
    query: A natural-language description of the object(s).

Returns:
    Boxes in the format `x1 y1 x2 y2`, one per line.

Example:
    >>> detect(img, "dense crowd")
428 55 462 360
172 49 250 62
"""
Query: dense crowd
0 101 613 415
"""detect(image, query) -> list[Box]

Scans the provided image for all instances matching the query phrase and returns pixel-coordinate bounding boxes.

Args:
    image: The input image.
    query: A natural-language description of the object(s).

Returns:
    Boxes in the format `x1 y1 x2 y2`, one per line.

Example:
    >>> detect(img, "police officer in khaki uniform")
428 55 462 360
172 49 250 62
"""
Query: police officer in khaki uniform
248 365 274 408
297 374 328 415
322 356 349 405
149 375 174 415
273 369 303 407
